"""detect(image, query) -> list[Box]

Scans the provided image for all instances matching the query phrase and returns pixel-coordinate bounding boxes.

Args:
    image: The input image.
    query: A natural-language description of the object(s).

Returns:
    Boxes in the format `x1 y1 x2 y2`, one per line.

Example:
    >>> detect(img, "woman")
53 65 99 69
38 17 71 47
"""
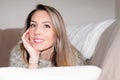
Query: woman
9 4 85 69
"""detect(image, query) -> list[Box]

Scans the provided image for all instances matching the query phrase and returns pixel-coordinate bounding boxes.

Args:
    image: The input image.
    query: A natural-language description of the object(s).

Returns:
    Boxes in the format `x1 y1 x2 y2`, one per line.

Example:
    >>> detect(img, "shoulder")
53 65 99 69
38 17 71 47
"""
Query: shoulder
9 43 27 67
11 40 22 52
72 46 86 65
10 44 22 58
12 44 21 51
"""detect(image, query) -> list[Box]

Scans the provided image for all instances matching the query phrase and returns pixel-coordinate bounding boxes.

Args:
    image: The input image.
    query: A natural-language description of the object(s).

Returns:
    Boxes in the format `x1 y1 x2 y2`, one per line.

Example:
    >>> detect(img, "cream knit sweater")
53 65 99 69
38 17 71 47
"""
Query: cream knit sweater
9 44 84 68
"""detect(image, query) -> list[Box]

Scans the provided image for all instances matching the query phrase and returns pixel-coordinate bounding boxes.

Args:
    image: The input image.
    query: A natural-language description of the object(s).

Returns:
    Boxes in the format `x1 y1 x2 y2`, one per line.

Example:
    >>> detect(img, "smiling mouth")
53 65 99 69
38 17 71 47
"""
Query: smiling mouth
33 38 44 43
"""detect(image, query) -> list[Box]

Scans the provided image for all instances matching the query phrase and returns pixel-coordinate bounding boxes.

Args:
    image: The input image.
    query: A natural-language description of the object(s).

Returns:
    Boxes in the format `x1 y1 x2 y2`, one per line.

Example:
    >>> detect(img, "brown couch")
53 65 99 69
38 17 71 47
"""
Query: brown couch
0 28 23 67
0 21 118 68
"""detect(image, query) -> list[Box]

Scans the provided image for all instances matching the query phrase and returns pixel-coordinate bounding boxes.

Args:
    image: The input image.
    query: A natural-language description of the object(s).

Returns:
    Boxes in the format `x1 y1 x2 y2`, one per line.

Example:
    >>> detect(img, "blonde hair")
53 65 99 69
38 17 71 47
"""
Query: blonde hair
20 4 82 66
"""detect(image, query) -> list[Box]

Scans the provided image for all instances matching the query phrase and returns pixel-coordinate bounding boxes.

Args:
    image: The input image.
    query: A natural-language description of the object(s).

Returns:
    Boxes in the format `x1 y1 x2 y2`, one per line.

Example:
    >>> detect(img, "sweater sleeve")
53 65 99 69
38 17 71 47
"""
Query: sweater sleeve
72 46 86 65
9 44 53 68
9 45 27 68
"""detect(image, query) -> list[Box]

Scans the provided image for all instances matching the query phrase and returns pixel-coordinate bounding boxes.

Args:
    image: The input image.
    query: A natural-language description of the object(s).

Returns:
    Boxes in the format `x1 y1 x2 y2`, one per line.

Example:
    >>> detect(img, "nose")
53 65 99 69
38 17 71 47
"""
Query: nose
34 26 43 35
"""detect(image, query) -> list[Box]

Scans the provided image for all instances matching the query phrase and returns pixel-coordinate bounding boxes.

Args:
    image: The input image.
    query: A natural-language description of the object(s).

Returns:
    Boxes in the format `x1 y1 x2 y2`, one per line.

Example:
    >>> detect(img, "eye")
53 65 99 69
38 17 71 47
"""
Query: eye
30 24 36 28
44 24 51 28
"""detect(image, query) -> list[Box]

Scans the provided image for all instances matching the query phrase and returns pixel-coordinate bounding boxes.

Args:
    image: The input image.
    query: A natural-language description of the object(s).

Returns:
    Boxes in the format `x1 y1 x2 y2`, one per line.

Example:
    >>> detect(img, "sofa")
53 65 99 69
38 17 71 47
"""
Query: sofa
0 19 120 80
0 28 23 67
98 23 120 80
0 19 118 68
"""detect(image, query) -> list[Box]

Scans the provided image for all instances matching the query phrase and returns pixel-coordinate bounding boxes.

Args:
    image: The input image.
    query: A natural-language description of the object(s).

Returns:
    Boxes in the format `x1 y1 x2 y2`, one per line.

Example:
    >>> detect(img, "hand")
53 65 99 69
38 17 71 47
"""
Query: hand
22 29 40 66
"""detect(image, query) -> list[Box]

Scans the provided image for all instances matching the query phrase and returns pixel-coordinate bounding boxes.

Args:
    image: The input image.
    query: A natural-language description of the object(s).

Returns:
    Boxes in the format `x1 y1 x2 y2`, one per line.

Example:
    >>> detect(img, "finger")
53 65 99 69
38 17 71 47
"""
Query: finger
22 29 29 43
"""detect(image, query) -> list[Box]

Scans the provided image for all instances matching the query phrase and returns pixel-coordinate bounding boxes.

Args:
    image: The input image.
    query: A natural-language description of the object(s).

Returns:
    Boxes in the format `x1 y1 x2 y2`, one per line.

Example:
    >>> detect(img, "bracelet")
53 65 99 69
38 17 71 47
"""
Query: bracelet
28 63 38 69
29 63 38 65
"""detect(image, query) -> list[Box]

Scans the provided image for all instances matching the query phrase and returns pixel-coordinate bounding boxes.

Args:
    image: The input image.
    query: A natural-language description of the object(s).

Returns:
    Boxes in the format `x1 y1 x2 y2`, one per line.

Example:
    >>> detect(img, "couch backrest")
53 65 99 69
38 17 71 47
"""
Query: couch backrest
0 21 117 67
0 28 22 67
88 20 118 68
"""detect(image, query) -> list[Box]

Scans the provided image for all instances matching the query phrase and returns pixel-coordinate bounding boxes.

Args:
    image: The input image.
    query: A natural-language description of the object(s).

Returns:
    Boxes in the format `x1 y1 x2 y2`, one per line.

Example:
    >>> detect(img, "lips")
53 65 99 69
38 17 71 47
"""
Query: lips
33 38 44 43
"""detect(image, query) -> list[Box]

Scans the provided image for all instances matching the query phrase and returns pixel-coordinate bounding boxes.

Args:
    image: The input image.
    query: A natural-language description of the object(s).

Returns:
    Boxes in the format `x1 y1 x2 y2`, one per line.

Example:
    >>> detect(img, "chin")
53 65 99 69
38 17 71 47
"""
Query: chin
32 45 43 51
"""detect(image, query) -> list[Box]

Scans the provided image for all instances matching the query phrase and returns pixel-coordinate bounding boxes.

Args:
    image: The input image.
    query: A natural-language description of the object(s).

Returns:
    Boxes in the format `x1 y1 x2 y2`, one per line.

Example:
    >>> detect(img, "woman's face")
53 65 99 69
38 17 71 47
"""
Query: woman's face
28 10 56 51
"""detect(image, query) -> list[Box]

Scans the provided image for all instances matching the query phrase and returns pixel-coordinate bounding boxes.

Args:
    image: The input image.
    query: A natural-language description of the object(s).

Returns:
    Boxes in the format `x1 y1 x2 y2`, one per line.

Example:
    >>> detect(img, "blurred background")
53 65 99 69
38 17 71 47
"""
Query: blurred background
0 0 119 29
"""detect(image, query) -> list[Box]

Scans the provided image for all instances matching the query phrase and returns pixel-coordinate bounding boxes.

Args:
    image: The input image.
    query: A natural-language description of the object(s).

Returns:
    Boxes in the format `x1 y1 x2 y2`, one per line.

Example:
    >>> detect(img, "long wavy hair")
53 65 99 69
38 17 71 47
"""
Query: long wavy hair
20 4 81 66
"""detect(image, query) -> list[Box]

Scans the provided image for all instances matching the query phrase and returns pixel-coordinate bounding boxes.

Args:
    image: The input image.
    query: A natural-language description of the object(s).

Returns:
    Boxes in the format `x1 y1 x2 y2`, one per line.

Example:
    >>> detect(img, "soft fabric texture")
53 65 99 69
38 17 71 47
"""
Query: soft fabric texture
9 43 84 68
0 19 116 67
98 25 120 80
0 66 101 80
0 28 22 67
9 44 52 68
66 19 116 59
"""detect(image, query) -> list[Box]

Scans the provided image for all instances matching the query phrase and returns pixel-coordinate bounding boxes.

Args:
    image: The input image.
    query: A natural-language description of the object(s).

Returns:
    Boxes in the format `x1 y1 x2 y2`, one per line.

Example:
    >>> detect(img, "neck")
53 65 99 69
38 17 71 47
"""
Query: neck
40 46 54 61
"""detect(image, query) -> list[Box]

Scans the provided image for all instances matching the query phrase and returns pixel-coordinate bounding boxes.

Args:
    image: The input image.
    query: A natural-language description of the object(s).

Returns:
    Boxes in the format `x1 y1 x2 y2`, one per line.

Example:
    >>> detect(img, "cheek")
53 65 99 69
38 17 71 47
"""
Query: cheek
47 32 56 43
29 29 34 35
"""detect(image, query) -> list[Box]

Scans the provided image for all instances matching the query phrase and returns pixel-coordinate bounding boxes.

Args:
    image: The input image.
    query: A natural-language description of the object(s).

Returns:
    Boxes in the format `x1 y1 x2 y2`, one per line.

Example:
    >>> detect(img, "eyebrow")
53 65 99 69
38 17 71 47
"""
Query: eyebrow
30 20 37 23
30 20 52 24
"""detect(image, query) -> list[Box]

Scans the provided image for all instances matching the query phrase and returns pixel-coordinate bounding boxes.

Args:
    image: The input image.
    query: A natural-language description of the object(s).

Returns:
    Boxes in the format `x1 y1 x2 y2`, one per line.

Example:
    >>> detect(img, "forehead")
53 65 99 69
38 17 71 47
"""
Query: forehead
31 10 51 21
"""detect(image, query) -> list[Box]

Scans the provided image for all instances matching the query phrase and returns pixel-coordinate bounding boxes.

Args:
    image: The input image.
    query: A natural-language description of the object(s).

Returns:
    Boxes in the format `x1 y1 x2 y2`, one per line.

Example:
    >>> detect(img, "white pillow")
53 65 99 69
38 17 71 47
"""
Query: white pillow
0 66 101 80
66 19 116 59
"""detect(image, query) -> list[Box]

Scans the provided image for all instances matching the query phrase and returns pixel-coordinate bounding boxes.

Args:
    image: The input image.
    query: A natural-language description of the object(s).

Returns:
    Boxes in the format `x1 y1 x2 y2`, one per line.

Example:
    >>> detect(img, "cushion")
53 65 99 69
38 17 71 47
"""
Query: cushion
66 19 116 59
0 28 22 67
0 66 101 80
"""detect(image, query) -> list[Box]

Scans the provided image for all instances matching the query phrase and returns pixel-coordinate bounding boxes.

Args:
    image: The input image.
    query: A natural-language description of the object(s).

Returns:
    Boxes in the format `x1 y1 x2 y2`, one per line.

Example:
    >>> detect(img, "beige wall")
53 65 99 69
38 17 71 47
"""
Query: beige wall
0 0 115 29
